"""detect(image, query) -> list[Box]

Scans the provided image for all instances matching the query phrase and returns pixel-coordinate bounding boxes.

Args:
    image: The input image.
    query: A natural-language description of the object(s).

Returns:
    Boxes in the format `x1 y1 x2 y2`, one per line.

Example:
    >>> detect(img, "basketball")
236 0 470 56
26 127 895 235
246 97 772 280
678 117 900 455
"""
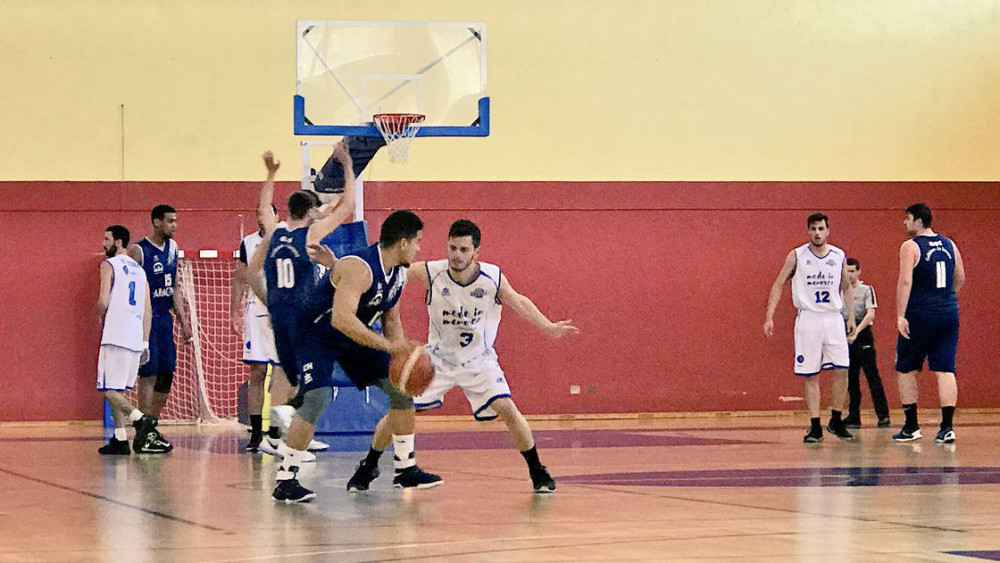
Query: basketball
389 342 435 396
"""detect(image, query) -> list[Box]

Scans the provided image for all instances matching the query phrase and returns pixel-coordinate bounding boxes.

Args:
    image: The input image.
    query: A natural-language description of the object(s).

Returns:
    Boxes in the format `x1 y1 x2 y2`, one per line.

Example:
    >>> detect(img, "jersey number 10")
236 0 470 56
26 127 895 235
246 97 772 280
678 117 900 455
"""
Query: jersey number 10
276 258 295 289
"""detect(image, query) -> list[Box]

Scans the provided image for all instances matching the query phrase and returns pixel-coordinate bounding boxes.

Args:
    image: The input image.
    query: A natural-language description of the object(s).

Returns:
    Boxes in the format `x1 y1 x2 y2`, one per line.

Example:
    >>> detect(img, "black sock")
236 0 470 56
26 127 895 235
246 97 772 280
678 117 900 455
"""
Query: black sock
941 406 955 429
268 426 281 439
250 415 263 438
364 447 383 467
810 418 822 432
830 410 842 424
520 446 542 469
903 403 918 429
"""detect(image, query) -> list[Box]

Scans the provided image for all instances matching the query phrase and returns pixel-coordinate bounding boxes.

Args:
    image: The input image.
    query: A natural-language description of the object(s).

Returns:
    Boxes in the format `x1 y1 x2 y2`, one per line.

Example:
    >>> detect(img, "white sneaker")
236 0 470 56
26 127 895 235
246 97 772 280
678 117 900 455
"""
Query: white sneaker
270 405 295 431
258 437 315 462
307 439 330 452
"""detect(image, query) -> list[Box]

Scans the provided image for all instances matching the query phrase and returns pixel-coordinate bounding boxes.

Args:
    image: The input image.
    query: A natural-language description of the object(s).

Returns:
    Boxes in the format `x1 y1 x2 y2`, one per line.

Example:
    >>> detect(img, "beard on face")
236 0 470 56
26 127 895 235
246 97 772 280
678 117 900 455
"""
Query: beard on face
104 245 117 258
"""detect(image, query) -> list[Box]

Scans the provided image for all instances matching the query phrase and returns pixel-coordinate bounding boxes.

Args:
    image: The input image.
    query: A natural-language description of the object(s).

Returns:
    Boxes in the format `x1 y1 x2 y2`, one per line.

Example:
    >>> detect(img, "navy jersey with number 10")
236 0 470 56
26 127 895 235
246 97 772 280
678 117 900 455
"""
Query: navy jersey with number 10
908 234 958 315
264 225 319 308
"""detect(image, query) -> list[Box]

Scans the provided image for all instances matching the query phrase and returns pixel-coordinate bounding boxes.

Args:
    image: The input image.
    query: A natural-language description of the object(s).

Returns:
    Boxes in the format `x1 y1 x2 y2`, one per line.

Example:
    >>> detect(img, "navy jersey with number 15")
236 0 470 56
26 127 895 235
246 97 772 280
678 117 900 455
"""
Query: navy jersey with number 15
908 234 958 316
137 238 178 318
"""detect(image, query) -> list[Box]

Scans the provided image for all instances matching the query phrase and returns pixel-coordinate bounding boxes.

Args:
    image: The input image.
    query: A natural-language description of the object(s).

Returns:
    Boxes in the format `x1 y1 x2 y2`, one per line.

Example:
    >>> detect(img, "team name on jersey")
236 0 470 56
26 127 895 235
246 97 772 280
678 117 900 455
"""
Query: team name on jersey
923 240 953 261
805 271 837 288
441 306 485 327
152 287 174 298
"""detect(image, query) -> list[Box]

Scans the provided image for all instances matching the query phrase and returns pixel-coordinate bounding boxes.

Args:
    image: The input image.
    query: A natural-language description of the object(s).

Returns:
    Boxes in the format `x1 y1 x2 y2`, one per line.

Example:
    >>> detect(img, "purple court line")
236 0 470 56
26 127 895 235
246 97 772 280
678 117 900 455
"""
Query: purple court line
946 551 1000 561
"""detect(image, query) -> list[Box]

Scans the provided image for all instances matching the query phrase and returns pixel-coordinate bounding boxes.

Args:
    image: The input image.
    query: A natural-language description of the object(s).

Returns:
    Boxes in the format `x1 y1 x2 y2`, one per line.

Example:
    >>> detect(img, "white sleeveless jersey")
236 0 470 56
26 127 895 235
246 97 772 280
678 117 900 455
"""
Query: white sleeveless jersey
101 254 148 351
240 230 268 317
791 243 846 313
425 260 503 366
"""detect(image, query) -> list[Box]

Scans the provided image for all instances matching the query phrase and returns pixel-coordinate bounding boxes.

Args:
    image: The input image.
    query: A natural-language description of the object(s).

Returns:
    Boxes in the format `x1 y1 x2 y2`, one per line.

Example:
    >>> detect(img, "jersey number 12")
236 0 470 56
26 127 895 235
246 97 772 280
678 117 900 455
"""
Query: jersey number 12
814 291 830 304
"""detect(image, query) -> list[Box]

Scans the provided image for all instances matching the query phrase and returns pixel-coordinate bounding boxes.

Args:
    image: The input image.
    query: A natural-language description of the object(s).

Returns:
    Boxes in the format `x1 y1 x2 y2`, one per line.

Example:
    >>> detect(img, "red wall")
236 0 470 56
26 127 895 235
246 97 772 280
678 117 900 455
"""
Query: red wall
1 181 997 421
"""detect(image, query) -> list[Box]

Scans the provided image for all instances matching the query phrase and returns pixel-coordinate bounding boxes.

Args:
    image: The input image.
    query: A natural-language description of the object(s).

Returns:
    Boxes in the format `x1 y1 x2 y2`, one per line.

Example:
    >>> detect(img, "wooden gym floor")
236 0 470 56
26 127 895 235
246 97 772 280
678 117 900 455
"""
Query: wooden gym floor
2 413 1000 562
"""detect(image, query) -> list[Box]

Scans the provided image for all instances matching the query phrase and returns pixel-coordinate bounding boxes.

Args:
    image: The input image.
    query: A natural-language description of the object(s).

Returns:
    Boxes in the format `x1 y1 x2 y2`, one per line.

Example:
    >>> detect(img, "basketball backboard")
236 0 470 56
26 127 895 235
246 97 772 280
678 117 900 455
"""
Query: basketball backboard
295 20 489 137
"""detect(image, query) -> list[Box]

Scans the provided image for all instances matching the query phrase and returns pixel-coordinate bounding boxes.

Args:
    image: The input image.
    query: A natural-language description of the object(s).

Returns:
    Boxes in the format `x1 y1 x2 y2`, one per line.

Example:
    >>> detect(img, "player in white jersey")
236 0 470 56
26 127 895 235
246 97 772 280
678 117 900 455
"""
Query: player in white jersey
97 225 168 455
764 213 856 443
408 220 580 493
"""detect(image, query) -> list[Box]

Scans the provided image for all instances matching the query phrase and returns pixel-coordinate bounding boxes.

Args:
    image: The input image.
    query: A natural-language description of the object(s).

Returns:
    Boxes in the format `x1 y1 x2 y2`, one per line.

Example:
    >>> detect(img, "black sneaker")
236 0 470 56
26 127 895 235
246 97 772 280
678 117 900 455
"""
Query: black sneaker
346 461 380 492
826 421 855 441
934 427 956 444
842 417 861 429
803 429 824 443
892 427 922 442
272 479 316 503
393 465 443 489
877 417 892 429
245 434 263 453
98 438 131 455
134 428 173 454
530 465 556 493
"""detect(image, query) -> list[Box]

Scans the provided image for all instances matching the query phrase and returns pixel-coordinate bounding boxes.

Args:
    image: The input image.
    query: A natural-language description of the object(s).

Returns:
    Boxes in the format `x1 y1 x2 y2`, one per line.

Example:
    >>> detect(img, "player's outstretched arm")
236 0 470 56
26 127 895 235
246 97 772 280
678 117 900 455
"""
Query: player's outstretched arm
405 261 429 289
763 250 796 338
307 243 338 270
896 240 919 339
258 151 280 235
953 243 966 295
126 244 143 267
330 259 408 353
308 142 356 246
97 261 113 327
498 275 579 338
841 263 856 337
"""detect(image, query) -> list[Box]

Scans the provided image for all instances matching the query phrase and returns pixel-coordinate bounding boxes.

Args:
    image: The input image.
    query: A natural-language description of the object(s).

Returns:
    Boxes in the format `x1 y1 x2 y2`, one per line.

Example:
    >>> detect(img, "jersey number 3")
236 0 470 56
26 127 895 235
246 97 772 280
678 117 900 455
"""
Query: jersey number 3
459 332 474 347
276 258 295 289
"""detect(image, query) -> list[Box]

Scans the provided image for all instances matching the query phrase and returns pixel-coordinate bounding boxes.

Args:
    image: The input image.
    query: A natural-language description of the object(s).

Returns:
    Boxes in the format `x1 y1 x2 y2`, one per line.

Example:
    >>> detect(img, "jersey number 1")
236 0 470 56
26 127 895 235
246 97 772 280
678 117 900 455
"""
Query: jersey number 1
128 281 137 306
276 258 295 289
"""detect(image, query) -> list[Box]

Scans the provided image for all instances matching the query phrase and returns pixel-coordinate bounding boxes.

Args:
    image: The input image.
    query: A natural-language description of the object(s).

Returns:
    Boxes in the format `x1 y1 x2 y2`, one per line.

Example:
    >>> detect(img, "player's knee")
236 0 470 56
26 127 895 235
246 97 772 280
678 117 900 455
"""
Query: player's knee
153 371 174 394
296 387 333 424
386 387 414 410
490 397 517 417
249 364 267 384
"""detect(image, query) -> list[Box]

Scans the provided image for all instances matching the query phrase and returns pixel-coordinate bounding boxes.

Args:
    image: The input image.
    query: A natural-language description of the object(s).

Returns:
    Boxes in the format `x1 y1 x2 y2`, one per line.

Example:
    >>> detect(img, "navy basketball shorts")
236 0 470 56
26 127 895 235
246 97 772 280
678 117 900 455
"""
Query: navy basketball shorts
297 333 390 394
895 310 960 374
269 308 301 386
138 315 176 376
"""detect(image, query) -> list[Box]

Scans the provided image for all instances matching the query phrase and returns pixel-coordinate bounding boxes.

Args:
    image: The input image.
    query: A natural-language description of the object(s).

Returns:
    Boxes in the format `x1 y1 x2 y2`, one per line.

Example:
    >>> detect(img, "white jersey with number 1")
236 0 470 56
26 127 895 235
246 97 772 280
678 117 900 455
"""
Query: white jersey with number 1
102 254 148 352
425 260 503 367
790 243 846 314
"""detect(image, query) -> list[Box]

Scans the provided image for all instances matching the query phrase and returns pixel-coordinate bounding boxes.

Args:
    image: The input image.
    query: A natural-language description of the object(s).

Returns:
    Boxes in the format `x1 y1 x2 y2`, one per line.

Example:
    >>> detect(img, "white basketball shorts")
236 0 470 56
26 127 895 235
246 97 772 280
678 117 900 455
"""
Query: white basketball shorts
413 352 512 421
794 310 849 376
243 312 278 364
97 344 141 391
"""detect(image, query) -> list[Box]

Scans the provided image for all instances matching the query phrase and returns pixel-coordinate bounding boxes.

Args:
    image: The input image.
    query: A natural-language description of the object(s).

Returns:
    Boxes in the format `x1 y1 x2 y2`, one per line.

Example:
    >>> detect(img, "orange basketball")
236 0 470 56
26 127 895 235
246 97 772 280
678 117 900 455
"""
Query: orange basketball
389 342 435 396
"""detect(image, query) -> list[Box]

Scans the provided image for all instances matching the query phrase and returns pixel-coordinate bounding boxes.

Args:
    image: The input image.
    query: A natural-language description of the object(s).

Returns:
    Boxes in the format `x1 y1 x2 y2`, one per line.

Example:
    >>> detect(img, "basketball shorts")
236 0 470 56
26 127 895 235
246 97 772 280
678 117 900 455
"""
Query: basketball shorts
413 352 512 421
794 311 849 376
269 308 301 385
895 310 959 374
297 332 390 393
242 311 278 365
97 344 141 392
138 315 176 376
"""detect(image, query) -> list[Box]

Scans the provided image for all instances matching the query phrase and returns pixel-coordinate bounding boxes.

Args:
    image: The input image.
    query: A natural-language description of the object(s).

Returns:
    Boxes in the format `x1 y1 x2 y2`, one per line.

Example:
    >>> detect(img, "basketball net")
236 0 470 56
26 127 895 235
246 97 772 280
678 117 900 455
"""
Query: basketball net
373 113 425 163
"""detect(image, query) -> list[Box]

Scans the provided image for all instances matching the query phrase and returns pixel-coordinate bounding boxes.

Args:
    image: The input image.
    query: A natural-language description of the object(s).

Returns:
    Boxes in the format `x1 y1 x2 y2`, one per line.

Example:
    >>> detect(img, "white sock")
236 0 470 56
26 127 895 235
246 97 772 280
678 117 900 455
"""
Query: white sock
128 409 144 422
114 428 127 441
276 446 305 481
393 434 416 471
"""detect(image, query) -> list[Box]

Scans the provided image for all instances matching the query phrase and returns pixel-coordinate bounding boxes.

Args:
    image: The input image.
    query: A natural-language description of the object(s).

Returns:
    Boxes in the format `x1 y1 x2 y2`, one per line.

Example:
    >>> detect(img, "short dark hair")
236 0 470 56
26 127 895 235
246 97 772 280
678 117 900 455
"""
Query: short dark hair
379 210 424 248
106 225 130 248
151 204 176 223
846 257 860 269
806 212 828 228
288 191 321 220
448 219 482 248
905 203 932 228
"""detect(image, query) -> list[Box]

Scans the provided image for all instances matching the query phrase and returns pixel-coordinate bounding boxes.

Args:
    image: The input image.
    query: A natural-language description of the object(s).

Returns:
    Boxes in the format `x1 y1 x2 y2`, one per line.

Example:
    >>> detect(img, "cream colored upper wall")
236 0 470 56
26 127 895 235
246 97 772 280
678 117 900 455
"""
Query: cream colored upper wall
1 0 998 181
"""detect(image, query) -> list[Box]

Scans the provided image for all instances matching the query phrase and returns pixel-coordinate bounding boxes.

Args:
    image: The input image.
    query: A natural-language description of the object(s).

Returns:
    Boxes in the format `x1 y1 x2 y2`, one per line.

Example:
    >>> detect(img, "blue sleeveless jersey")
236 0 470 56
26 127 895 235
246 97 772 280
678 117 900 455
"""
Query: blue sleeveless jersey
908 234 959 316
137 238 178 318
264 226 319 309
302 243 407 343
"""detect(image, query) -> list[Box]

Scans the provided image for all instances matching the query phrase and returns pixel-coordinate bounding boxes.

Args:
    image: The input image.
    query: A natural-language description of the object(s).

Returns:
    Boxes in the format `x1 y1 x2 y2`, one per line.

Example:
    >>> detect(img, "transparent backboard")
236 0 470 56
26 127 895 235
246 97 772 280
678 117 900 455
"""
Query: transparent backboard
295 20 488 137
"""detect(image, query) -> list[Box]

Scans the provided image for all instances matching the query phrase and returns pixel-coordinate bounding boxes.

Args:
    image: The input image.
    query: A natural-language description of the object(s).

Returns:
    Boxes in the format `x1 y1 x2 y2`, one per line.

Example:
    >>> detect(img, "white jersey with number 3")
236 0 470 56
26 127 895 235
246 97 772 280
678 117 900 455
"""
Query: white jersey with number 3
791 243 845 314
425 260 503 366
102 254 148 352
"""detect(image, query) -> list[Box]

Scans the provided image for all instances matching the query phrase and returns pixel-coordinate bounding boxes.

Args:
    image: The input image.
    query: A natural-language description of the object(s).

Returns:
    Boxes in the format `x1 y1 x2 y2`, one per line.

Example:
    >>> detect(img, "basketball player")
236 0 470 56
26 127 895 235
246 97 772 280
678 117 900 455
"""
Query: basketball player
271 210 443 503
97 225 168 454
764 213 856 443
408 219 579 493
127 205 191 452
231 205 292 451
892 203 966 444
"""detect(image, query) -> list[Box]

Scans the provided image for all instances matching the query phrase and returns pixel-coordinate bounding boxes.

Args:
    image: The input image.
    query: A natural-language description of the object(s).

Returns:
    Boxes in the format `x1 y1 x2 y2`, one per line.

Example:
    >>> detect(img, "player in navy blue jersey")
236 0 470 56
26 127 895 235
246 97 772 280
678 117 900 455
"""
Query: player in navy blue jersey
892 203 966 444
127 204 192 452
272 210 444 503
